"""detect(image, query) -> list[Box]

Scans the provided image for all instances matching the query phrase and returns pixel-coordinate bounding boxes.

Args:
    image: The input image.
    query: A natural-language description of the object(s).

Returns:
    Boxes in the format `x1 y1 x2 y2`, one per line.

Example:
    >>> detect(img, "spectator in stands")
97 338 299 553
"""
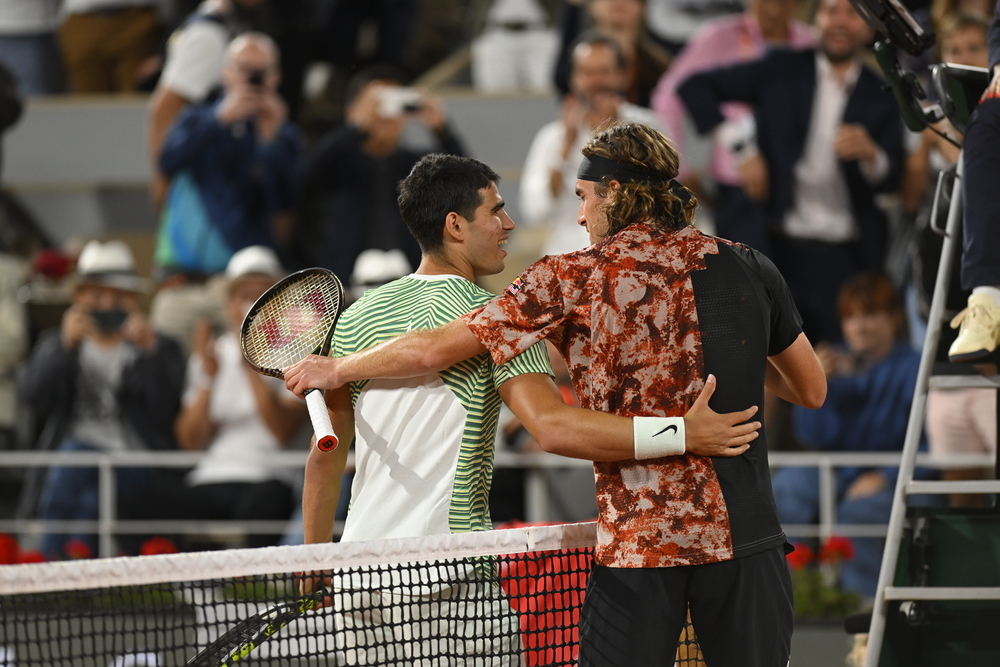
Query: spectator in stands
57 0 161 94
155 31 298 276
136 246 306 550
651 0 815 255
18 240 185 560
147 0 267 210
678 0 905 345
921 0 1000 504
946 0 1000 364
555 0 672 108
521 33 659 256
470 0 560 93
0 0 63 96
296 66 466 284
901 13 987 333
772 273 924 599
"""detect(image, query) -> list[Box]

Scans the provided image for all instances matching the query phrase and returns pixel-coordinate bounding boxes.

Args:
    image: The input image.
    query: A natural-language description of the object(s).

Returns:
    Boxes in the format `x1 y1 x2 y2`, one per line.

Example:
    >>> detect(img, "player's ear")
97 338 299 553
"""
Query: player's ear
442 211 466 242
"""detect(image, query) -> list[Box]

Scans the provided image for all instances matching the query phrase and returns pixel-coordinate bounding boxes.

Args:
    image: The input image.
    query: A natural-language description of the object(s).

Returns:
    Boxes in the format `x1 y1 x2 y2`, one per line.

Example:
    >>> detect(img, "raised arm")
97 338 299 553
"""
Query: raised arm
765 332 827 409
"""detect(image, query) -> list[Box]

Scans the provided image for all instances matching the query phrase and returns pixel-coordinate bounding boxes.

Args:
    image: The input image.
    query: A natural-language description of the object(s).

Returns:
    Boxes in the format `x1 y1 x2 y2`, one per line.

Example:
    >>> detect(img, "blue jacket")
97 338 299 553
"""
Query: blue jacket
792 342 925 494
159 102 299 261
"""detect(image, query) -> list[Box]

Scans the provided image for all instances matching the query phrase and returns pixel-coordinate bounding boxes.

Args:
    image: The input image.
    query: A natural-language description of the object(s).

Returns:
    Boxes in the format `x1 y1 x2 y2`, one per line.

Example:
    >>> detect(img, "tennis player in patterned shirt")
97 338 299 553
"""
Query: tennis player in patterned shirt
286 140 803 666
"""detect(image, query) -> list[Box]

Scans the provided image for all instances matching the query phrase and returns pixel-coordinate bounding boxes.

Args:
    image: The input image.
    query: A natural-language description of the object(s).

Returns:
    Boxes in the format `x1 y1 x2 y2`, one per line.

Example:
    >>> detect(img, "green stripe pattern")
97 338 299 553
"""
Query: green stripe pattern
333 276 552 534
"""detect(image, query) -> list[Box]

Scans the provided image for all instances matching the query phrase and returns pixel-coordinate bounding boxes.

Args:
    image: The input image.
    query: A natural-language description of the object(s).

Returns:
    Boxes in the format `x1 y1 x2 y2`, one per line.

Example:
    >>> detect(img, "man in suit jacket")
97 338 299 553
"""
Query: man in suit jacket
678 0 904 345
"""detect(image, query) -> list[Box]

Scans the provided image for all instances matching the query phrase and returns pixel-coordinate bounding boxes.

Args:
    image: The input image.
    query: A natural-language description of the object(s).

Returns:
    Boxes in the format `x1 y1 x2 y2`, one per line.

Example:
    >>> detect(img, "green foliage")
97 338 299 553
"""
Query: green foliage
792 567 862 618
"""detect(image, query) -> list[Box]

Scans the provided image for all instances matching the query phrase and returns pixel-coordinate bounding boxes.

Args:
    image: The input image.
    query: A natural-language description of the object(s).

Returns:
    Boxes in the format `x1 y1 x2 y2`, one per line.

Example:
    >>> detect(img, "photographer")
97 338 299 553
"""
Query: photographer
154 31 299 277
297 66 466 283
18 240 185 560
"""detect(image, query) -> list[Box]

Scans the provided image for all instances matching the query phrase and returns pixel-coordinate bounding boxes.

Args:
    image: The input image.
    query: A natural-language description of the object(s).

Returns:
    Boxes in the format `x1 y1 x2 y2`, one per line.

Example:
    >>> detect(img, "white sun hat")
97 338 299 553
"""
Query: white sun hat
75 240 149 293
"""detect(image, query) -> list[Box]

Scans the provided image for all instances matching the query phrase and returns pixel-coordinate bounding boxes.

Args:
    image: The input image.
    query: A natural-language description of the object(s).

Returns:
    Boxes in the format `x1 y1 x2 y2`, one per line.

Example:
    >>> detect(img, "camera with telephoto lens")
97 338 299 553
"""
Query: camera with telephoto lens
377 87 423 117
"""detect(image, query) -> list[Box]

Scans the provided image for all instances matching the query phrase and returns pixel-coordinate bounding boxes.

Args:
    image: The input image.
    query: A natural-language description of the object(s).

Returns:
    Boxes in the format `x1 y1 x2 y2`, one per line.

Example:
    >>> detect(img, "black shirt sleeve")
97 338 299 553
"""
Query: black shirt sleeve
751 248 803 356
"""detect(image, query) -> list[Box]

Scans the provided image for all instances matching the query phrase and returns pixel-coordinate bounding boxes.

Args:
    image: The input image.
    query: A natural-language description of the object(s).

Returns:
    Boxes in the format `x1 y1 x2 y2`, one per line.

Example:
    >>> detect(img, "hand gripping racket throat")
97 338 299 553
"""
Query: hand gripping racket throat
240 268 345 452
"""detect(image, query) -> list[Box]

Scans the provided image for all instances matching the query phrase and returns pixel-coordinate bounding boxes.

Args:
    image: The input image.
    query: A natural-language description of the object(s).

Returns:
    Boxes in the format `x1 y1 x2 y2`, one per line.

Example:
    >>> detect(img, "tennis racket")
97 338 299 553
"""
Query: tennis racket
241 267 345 452
185 587 328 666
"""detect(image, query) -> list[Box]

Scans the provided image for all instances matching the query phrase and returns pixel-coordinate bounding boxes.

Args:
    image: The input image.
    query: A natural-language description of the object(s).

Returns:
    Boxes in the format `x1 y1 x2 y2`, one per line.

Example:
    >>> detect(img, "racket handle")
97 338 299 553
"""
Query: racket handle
305 389 339 452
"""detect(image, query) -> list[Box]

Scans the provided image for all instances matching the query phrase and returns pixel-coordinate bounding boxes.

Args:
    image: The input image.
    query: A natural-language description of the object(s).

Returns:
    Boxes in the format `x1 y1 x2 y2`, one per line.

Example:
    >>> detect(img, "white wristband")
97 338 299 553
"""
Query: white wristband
633 416 685 459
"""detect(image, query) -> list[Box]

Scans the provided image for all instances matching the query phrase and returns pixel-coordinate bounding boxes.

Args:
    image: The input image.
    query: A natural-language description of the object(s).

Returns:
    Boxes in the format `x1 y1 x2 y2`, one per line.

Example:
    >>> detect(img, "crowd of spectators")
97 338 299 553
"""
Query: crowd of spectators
0 0 994 606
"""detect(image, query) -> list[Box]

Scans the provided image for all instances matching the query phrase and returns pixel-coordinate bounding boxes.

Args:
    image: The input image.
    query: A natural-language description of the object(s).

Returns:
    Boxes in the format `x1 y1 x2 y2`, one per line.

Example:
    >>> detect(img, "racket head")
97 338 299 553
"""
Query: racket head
240 268 345 379
185 591 325 666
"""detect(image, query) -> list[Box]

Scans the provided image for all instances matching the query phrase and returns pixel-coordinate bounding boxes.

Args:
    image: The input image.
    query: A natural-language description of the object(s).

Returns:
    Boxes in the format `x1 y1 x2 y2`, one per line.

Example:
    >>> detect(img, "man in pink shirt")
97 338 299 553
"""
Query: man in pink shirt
651 0 815 255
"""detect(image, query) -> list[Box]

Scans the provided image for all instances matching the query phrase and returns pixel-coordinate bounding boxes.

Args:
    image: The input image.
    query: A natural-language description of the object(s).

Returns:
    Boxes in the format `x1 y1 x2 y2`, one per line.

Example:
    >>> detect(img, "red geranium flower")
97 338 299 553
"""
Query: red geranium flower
0 534 19 565
820 536 855 563
140 536 179 556
18 550 46 564
785 542 815 570
64 539 93 560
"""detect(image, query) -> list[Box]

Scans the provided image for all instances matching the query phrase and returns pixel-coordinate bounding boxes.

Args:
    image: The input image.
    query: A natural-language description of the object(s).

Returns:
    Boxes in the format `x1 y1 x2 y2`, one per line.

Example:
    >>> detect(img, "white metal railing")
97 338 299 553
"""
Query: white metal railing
0 449 993 557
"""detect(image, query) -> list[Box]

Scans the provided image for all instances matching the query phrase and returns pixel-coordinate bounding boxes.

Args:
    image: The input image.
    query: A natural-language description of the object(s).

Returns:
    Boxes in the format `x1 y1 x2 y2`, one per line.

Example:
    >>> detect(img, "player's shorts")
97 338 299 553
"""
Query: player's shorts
579 545 793 667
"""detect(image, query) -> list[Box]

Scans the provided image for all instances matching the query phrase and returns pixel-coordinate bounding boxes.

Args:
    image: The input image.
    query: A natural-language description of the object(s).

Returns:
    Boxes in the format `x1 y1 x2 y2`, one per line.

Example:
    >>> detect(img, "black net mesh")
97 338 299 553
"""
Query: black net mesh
0 524 704 666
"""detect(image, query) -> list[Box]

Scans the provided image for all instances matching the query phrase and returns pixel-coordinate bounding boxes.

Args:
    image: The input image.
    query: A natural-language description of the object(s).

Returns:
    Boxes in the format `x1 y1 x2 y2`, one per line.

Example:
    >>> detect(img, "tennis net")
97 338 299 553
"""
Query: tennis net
0 521 703 666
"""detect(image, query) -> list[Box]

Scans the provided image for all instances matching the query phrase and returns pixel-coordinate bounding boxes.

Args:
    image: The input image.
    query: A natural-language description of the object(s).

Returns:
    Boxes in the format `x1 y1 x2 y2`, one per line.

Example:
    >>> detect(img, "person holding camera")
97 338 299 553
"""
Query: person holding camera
154 31 299 277
18 240 186 560
297 66 467 283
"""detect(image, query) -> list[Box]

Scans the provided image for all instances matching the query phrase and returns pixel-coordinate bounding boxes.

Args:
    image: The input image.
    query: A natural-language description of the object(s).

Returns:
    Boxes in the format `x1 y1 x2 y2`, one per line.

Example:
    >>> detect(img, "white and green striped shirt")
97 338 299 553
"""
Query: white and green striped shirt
334 274 553 542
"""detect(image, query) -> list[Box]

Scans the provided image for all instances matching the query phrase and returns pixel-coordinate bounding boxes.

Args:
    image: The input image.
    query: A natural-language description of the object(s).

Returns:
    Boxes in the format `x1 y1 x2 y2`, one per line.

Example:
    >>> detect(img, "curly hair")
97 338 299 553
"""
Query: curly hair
580 122 698 237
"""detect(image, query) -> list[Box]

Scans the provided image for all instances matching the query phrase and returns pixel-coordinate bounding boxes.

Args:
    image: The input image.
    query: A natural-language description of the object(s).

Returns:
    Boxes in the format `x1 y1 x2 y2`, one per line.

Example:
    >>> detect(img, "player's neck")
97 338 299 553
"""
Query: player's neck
414 254 474 282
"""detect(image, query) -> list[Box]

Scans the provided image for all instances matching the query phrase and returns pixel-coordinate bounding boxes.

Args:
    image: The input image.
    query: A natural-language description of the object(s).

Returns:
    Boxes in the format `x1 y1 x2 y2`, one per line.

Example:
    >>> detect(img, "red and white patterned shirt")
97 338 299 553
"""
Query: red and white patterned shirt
464 223 802 568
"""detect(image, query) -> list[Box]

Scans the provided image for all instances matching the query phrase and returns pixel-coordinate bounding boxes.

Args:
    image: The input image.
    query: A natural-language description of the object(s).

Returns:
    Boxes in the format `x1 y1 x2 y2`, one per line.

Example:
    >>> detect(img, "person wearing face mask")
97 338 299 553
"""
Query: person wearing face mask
129 245 308 551
18 240 186 560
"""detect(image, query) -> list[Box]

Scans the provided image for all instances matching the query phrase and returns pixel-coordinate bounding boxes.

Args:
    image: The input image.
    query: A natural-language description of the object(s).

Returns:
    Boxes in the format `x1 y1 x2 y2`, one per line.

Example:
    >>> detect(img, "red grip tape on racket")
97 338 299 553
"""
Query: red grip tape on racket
305 389 339 451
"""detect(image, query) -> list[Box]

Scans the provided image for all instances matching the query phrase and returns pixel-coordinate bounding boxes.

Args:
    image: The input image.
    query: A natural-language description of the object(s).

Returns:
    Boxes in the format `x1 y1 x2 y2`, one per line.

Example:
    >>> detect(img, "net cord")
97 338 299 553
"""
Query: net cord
0 522 597 596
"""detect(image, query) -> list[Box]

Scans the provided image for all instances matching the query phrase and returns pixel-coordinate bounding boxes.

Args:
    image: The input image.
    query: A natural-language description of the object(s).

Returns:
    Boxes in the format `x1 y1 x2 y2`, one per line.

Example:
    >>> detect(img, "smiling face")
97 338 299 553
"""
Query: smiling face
575 179 613 244
570 42 626 105
464 183 515 278
816 0 873 64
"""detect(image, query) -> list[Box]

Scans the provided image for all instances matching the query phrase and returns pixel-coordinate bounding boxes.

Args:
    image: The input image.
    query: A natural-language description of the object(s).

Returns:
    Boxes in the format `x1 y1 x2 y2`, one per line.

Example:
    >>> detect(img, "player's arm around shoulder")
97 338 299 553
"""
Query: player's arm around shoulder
766 332 827 409
498 373 760 461
285 319 486 395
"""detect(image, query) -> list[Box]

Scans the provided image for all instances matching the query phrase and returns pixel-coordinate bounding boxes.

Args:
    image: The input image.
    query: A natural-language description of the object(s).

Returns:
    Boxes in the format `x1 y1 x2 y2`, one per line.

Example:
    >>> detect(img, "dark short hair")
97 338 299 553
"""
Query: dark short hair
397 154 500 256
570 31 627 72
344 63 412 107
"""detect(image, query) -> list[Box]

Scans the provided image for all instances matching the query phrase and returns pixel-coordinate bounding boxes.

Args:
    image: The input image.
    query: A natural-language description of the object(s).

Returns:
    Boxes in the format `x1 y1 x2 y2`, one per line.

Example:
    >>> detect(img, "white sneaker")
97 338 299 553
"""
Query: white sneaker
948 293 1000 362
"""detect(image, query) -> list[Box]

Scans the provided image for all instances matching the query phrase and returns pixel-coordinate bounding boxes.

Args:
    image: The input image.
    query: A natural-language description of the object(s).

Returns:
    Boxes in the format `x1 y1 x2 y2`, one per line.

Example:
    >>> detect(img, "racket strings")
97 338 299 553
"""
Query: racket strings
242 274 342 376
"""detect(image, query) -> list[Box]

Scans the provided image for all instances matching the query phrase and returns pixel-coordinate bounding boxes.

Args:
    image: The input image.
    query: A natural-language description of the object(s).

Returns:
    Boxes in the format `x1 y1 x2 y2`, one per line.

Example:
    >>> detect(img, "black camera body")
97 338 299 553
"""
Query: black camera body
247 69 266 88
